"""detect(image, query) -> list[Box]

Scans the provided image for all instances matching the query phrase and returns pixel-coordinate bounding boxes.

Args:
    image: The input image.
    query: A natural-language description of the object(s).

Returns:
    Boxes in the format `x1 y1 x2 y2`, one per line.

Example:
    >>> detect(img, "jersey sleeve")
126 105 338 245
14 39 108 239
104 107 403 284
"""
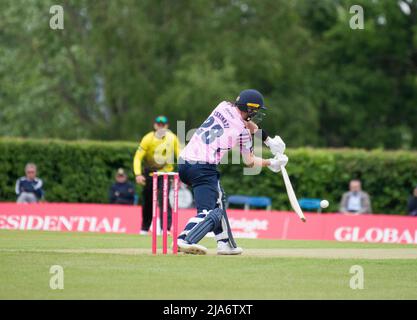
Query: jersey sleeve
239 129 253 154
174 134 181 159
133 133 151 176
15 178 21 195
33 178 44 199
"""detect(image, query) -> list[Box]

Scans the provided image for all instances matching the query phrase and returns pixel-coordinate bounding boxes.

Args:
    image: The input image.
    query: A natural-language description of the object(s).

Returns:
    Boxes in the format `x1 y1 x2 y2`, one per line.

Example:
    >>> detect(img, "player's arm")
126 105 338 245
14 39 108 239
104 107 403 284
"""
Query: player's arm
15 178 21 195
242 151 287 171
239 129 267 167
133 147 145 175
133 148 146 185
133 135 151 185
239 129 287 171
241 131 288 175
33 179 44 199
244 120 286 156
242 152 270 167
244 120 259 134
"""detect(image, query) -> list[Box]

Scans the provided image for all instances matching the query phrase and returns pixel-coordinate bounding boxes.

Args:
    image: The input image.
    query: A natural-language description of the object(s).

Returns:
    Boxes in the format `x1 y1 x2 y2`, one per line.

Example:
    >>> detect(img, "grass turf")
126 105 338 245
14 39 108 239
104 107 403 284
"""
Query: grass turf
1 230 417 299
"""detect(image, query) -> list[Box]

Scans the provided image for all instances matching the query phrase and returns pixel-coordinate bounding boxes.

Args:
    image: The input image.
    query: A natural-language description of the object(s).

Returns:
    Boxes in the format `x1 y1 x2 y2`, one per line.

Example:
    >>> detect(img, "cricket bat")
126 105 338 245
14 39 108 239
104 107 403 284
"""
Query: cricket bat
280 166 306 222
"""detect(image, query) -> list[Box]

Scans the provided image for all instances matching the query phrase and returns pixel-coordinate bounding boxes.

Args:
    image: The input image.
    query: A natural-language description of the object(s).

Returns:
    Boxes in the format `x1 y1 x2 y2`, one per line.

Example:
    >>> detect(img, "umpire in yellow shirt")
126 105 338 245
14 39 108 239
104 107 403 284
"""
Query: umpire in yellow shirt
134 115 180 235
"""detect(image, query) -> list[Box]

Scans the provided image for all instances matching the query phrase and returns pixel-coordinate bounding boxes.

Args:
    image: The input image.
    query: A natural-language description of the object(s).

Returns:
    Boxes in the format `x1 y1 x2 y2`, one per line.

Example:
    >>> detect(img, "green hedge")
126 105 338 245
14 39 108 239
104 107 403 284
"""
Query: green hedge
1 138 416 214
221 148 417 215
0 138 138 204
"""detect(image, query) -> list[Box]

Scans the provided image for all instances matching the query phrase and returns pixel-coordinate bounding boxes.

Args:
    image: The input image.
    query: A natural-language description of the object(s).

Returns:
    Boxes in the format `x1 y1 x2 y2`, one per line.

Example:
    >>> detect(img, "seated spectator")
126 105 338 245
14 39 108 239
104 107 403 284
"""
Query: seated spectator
408 185 417 216
109 168 135 205
339 179 372 214
15 163 44 203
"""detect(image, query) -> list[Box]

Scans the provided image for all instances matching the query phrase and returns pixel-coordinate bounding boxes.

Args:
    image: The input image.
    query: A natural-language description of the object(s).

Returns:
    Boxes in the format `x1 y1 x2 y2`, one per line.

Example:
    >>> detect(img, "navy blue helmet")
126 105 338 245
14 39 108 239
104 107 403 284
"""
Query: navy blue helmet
235 89 267 121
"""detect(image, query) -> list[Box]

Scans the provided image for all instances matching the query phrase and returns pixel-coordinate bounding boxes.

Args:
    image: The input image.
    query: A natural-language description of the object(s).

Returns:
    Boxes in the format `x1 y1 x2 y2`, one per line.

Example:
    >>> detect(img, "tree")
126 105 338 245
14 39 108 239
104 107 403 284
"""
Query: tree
312 0 417 149
0 0 415 150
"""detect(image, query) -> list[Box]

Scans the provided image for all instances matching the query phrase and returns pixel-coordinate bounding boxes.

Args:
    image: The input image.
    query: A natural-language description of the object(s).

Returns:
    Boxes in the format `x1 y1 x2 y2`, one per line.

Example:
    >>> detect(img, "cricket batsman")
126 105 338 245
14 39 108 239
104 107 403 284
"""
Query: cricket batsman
177 89 288 255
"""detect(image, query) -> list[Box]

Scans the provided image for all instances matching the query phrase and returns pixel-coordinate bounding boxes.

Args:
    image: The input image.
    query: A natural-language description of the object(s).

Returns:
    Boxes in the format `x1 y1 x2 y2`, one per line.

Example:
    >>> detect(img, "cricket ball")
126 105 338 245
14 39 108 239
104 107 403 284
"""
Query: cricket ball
320 200 329 209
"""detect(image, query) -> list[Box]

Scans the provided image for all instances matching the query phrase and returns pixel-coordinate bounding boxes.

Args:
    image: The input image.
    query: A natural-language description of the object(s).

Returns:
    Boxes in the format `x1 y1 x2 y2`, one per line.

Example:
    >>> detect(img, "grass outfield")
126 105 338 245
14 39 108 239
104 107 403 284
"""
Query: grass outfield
1 230 417 299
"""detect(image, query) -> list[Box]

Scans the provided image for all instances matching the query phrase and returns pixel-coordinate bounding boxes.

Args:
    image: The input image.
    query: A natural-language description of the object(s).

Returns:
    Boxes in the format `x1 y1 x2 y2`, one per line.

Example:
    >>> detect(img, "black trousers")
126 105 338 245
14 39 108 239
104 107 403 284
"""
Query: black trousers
141 171 172 232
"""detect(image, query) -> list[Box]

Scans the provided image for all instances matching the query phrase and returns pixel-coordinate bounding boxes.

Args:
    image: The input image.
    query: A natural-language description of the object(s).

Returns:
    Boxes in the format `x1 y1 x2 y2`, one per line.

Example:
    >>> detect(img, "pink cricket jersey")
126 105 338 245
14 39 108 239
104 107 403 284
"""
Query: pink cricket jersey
180 101 252 164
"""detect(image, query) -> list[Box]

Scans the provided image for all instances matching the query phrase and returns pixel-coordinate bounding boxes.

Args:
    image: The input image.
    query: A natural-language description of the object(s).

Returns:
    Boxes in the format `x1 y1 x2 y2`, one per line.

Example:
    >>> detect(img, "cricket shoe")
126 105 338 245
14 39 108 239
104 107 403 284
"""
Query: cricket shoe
177 239 208 255
217 241 243 255
139 230 149 235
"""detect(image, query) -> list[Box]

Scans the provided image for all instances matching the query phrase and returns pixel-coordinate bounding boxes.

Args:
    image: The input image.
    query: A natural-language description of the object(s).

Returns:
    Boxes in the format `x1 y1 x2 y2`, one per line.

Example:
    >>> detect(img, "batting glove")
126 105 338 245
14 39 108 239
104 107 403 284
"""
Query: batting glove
264 135 286 155
268 153 288 173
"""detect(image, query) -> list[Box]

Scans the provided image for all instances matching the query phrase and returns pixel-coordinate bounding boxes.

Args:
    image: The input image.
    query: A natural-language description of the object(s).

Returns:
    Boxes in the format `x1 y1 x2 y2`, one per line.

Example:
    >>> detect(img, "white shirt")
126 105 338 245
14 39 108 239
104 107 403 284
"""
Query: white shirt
347 193 361 212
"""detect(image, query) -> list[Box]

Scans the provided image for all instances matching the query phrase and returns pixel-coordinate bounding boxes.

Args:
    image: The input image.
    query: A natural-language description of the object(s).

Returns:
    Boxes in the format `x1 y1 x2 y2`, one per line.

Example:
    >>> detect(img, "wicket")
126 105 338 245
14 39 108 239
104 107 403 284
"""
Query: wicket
152 172 179 255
